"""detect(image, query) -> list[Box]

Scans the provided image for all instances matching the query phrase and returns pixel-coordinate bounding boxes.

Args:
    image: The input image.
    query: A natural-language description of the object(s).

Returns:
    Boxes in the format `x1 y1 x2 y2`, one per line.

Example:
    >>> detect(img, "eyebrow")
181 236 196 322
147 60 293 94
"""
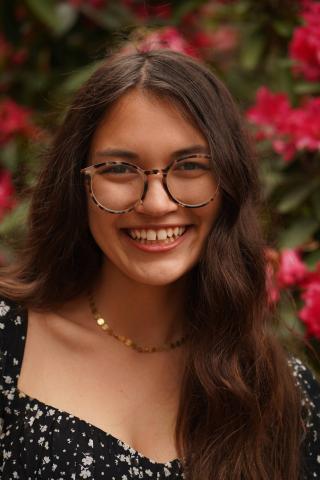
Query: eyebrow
95 145 210 161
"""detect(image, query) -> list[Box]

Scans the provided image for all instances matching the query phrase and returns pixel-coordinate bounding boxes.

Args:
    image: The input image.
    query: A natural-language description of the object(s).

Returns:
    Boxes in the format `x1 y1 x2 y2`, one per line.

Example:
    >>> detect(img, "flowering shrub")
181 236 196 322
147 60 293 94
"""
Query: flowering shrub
247 87 320 161
289 0 320 81
0 0 319 355
272 249 320 339
245 0 320 345
0 99 37 145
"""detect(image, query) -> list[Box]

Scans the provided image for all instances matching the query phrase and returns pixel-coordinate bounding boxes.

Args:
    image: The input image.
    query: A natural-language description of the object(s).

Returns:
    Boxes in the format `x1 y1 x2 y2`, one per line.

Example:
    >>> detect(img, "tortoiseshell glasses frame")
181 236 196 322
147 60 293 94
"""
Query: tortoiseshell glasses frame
81 154 219 215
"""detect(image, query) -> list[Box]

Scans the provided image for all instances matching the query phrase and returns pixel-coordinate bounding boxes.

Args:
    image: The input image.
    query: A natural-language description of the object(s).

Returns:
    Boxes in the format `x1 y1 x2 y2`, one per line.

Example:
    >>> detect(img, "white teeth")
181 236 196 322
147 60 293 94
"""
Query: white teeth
157 229 167 240
128 226 187 242
146 230 157 241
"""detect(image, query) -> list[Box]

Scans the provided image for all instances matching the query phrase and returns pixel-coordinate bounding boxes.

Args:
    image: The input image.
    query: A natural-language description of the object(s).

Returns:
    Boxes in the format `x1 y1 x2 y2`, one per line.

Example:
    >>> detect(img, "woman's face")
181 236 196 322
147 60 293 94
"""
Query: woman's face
87 89 220 286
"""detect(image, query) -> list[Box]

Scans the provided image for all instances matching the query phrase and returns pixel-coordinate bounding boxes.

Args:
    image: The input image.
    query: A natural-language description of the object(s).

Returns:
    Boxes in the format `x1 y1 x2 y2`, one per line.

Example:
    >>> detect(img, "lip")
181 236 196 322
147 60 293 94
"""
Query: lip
121 226 191 253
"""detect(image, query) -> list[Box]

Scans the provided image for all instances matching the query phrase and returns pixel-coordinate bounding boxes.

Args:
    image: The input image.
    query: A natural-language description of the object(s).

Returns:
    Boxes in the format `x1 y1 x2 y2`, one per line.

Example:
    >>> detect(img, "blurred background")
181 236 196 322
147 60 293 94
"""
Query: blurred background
0 0 320 364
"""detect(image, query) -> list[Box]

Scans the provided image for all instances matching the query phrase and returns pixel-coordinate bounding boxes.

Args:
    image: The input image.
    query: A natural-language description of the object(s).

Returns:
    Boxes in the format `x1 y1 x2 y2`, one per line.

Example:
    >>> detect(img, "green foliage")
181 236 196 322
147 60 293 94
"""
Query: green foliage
0 0 319 357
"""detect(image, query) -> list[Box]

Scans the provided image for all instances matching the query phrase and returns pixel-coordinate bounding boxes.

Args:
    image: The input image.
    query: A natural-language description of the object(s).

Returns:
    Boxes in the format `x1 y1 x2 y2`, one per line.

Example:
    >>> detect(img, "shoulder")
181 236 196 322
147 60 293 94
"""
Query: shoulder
0 297 27 352
288 356 320 411
288 356 320 477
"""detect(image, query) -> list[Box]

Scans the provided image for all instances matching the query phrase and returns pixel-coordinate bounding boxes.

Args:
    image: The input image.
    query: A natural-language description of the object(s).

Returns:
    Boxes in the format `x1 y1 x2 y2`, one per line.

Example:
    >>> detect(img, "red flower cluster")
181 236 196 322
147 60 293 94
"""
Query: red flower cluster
0 99 37 145
247 87 320 161
189 26 238 59
0 170 16 221
289 0 320 82
268 248 320 339
277 249 308 288
131 27 197 57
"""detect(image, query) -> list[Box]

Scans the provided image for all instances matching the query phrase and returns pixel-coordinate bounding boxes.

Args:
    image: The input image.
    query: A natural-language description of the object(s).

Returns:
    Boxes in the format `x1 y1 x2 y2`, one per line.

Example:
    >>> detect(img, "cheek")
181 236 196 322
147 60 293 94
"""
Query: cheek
87 203 116 248
198 198 221 234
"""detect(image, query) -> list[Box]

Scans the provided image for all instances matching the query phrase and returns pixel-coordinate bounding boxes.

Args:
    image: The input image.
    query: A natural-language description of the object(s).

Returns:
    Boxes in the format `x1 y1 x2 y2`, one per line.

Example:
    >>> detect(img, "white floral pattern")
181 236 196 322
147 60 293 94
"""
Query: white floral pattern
0 298 184 479
0 298 319 479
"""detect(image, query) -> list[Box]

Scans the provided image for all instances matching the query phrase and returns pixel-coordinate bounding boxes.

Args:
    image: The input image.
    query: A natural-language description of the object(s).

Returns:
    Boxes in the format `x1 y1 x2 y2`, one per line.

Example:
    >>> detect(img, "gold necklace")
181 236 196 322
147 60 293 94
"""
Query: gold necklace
88 291 188 353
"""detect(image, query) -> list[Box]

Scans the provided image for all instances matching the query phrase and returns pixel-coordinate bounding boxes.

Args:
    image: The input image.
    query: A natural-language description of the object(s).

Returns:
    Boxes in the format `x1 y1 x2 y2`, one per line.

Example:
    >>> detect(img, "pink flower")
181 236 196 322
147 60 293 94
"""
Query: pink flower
299 279 320 338
135 27 197 57
246 87 291 138
289 1 320 81
247 87 320 161
191 31 214 50
0 99 37 145
191 26 238 55
0 170 16 221
277 249 308 288
209 26 238 52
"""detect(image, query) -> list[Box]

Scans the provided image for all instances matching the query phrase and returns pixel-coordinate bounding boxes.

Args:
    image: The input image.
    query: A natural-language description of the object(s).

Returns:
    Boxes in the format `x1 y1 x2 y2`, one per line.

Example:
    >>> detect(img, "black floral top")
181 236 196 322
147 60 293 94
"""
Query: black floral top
0 298 320 479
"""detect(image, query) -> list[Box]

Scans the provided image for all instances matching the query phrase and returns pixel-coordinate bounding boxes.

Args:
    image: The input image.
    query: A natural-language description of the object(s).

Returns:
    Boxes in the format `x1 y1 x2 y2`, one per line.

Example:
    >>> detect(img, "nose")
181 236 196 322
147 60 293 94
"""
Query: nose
134 173 179 216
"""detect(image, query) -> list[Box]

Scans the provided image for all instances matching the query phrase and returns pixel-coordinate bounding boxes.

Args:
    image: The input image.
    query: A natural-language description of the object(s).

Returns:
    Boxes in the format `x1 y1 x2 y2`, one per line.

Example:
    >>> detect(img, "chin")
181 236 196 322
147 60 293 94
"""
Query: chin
125 266 189 286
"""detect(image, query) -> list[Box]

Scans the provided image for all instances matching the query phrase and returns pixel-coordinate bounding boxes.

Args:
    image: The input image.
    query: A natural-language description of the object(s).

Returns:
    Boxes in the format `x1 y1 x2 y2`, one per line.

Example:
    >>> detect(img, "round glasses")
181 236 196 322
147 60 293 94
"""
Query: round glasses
81 154 219 214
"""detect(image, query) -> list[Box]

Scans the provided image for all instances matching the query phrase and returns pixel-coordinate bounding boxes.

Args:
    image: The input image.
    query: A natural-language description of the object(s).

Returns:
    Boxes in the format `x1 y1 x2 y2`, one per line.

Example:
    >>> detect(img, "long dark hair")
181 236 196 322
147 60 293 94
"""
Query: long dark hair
0 50 304 479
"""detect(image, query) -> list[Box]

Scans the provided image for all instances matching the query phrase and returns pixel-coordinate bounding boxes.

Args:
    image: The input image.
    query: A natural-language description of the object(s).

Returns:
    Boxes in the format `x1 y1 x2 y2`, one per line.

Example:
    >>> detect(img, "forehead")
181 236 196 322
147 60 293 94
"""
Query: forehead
90 89 208 155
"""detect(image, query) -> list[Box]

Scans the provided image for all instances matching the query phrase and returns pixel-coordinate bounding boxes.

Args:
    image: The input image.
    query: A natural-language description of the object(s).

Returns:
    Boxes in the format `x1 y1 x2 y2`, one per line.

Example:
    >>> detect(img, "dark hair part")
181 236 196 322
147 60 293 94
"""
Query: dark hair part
0 50 304 479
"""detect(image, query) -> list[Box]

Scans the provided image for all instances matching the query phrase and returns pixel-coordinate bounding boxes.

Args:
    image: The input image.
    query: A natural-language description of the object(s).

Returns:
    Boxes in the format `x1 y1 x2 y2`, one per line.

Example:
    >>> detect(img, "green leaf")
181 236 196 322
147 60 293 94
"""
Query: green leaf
272 20 293 38
305 250 320 269
81 2 132 30
25 0 77 35
0 141 19 171
311 189 320 222
240 34 265 70
294 82 320 95
278 218 319 249
262 170 286 197
275 296 304 341
0 201 29 238
57 61 104 94
277 179 320 213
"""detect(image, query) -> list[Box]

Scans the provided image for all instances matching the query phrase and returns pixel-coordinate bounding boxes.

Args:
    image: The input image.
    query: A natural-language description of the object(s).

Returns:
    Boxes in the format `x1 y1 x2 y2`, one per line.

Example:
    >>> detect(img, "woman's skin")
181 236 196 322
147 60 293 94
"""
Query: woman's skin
17 89 220 462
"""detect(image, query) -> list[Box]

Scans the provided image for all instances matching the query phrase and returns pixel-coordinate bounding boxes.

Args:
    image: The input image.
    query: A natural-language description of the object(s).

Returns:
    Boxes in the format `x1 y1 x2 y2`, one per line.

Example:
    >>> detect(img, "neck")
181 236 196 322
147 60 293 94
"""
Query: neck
92 261 188 347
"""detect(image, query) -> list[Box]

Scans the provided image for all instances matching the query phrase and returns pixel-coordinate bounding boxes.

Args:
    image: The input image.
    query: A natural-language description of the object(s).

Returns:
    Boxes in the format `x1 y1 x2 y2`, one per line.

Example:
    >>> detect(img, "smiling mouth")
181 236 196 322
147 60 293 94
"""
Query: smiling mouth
124 226 190 244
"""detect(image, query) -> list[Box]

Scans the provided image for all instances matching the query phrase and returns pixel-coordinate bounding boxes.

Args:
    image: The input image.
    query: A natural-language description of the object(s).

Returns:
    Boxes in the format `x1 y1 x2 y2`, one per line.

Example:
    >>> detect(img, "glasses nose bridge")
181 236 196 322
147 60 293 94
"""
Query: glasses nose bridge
140 167 173 206
144 168 167 178
143 168 168 190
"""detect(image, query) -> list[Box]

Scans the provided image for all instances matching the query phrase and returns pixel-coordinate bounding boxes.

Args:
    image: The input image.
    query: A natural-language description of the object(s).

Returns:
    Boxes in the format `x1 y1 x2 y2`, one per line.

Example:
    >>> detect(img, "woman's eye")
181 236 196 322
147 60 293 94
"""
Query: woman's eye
178 162 201 170
101 165 131 174
176 161 209 171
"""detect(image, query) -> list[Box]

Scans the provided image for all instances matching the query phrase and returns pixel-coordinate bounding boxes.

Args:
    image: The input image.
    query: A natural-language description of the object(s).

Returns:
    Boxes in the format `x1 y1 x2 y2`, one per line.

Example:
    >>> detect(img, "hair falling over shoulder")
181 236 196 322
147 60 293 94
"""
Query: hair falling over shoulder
0 49 305 479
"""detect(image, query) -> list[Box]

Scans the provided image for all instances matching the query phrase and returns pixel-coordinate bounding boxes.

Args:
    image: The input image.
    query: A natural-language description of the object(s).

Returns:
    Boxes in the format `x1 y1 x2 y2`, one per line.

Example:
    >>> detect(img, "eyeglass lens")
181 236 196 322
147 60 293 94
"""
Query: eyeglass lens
91 156 218 212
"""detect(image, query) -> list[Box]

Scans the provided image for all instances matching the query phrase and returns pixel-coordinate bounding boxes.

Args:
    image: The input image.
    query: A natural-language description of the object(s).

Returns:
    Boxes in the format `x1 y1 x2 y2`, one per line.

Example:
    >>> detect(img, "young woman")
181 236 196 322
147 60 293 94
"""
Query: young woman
0 49 319 480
